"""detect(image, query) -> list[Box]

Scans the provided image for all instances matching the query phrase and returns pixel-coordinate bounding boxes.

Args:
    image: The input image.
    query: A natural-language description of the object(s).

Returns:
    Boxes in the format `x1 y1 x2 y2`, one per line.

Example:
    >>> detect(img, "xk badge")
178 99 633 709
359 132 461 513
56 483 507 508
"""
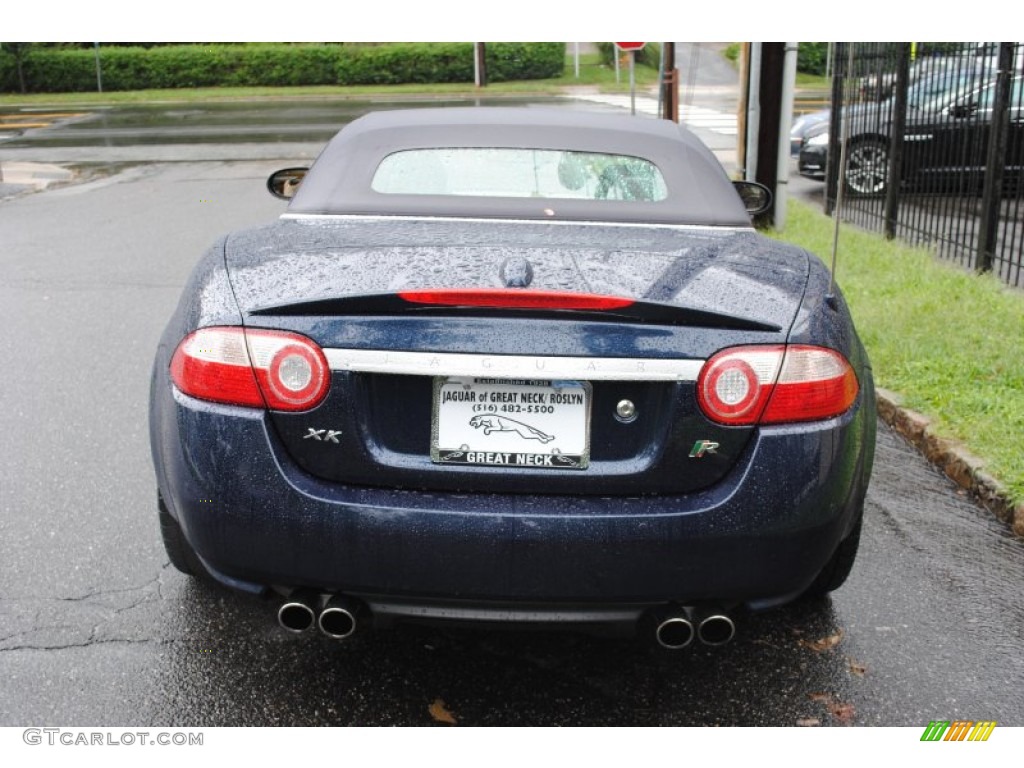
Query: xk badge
303 428 342 443
689 440 720 458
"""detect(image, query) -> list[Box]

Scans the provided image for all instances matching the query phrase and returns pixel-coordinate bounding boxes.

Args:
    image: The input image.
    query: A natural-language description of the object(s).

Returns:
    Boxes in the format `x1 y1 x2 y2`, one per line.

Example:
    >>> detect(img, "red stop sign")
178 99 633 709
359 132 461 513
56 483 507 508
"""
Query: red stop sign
615 42 646 52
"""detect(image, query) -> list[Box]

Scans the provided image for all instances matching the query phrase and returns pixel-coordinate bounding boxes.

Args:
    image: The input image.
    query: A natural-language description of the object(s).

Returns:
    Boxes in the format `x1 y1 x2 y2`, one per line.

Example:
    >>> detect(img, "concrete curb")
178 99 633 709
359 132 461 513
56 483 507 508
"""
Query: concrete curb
0 161 75 184
876 388 1024 537
0 161 76 196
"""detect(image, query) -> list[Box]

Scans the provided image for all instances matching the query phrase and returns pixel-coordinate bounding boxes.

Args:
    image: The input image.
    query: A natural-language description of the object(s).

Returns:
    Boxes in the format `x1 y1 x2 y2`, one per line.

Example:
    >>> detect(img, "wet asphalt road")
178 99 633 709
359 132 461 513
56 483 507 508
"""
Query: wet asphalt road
0 96 642 166
2 92 1023 727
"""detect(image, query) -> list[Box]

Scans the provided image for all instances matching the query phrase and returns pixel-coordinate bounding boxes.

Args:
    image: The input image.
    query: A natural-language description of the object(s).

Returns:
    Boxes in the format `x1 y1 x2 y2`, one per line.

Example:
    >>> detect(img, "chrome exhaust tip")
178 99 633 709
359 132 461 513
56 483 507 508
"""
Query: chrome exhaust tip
277 589 319 634
656 616 696 650
317 594 365 640
697 613 736 646
647 605 695 650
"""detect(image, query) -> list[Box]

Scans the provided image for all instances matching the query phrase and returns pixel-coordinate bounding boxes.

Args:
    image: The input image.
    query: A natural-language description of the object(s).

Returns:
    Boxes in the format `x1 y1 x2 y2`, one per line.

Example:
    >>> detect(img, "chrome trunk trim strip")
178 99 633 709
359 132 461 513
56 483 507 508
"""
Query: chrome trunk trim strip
323 348 704 381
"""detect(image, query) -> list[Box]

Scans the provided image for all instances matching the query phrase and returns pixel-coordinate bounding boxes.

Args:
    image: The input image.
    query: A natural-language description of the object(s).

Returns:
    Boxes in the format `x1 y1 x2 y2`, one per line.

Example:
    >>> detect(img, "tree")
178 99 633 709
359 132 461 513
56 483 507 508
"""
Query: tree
3 43 32 93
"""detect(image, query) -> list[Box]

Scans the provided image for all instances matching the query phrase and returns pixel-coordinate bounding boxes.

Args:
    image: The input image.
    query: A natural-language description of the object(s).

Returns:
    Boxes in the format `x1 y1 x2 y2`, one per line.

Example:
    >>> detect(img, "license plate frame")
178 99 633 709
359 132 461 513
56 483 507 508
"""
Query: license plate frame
431 377 591 470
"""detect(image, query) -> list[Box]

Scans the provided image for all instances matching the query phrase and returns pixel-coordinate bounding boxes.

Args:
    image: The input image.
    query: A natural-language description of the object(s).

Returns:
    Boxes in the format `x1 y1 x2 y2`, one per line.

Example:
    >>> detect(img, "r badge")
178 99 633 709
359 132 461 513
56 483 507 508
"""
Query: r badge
689 440 720 458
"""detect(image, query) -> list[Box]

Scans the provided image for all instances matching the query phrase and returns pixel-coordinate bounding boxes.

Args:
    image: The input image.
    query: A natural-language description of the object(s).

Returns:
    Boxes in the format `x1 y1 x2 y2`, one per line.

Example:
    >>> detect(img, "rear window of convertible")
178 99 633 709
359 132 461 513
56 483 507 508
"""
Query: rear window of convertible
371 148 669 202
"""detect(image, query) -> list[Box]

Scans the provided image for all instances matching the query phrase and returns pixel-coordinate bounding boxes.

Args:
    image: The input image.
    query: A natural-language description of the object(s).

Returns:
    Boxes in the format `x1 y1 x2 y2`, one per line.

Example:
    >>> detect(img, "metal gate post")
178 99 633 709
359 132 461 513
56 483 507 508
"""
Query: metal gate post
977 43 1016 273
825 44 846 217
884 44 910 239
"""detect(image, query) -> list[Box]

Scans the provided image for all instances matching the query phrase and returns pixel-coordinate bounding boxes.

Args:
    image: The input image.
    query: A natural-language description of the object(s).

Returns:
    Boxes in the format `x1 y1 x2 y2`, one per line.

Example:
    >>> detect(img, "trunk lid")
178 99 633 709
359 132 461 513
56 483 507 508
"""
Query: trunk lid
224 217 809 495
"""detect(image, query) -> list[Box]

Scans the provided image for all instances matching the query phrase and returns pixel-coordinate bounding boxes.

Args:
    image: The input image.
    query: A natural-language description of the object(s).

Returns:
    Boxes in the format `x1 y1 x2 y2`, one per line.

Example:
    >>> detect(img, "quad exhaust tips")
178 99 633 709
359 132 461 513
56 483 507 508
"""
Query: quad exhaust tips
647 605 736 649
277 591 368 639
280 594 732 646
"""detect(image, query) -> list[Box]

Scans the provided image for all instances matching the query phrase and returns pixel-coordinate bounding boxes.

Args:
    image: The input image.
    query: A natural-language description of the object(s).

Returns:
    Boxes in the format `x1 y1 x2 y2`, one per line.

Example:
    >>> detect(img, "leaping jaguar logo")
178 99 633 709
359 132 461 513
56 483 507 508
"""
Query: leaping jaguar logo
469 414 555 443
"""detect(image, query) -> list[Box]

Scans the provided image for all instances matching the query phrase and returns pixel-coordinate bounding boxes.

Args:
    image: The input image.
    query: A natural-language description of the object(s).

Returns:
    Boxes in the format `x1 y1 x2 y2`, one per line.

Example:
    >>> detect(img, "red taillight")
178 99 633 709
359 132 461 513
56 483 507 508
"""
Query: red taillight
170 327 330 411
761 345 859 423
398 288 634 311
697 345 858 425
170 328 263 408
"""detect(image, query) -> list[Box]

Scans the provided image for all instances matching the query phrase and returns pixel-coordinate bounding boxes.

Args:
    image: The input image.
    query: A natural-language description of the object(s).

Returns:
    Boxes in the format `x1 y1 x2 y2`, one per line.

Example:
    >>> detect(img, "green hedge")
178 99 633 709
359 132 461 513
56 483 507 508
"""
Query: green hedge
0 43 566 93
797 43 828 76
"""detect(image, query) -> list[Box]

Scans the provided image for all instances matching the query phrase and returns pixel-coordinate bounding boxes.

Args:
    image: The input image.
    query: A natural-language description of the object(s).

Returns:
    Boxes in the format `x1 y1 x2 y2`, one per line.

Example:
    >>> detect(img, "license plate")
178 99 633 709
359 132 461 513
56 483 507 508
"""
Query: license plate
432 377 591 470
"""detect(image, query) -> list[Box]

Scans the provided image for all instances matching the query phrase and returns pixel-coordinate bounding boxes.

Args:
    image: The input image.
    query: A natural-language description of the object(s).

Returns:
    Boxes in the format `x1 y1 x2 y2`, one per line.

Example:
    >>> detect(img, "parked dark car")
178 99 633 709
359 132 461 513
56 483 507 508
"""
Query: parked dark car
790 108 830 156
799 75 1022 194
150 108 876 649
797 71 985 178
791 62 996 159
857 45 999 102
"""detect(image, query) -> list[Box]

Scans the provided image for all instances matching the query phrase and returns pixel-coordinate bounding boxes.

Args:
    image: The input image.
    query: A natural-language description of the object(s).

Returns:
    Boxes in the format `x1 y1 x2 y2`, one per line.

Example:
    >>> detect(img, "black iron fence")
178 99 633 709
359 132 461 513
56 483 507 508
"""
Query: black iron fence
816 42 1024 288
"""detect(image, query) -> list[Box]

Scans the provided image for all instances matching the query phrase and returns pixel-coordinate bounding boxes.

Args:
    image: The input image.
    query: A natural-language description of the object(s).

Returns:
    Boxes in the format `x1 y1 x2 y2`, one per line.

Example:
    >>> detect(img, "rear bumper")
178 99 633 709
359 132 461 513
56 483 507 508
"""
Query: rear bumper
798 145 827 180
153 386 874 614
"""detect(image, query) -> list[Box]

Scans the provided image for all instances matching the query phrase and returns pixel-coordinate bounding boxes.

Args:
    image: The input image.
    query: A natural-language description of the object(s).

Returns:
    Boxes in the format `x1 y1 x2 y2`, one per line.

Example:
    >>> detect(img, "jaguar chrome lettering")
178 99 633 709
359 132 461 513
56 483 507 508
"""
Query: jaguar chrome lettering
322 349 705 382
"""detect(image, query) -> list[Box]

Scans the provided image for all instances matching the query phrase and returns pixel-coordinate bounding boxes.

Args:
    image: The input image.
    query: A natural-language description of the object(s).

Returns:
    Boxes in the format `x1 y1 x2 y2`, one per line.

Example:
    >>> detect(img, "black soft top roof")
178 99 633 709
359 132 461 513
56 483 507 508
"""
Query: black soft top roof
288 107 751 227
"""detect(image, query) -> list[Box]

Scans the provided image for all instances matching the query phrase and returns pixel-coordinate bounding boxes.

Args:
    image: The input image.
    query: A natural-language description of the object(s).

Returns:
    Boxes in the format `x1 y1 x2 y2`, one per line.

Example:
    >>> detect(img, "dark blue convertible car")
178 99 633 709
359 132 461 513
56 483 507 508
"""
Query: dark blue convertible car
149 108 875 649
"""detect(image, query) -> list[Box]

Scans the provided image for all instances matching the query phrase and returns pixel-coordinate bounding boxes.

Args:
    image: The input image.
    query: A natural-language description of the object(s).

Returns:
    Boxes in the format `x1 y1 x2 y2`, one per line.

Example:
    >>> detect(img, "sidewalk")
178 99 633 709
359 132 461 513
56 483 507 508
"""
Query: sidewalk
0 161 75 199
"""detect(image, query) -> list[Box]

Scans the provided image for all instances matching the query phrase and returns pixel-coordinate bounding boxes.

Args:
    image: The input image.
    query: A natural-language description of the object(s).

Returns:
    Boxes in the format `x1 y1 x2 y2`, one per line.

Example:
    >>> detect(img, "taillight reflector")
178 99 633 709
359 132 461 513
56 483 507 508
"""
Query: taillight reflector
170 327 329 411
697 345 858 425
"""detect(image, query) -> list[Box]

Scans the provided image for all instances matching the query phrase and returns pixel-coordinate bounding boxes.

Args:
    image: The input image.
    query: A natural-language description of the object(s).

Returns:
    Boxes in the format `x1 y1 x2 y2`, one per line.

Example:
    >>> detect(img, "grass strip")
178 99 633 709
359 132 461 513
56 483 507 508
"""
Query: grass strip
776 200 1024 503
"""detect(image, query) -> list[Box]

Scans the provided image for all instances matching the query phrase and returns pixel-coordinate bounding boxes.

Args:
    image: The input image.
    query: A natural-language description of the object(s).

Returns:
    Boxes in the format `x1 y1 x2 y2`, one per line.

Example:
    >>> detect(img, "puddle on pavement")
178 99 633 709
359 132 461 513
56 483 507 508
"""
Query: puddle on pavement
0 97 567 148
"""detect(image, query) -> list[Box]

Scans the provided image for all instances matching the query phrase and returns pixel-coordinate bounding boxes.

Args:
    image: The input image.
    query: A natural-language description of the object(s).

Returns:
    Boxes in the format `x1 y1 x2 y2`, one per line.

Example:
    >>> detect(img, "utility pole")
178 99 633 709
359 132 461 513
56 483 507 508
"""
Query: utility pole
737 44 750 180
774 43 798 231
661 42 678 122
474 43 487 88
94 42 103 93
629 50 636 115
748 42 784 227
